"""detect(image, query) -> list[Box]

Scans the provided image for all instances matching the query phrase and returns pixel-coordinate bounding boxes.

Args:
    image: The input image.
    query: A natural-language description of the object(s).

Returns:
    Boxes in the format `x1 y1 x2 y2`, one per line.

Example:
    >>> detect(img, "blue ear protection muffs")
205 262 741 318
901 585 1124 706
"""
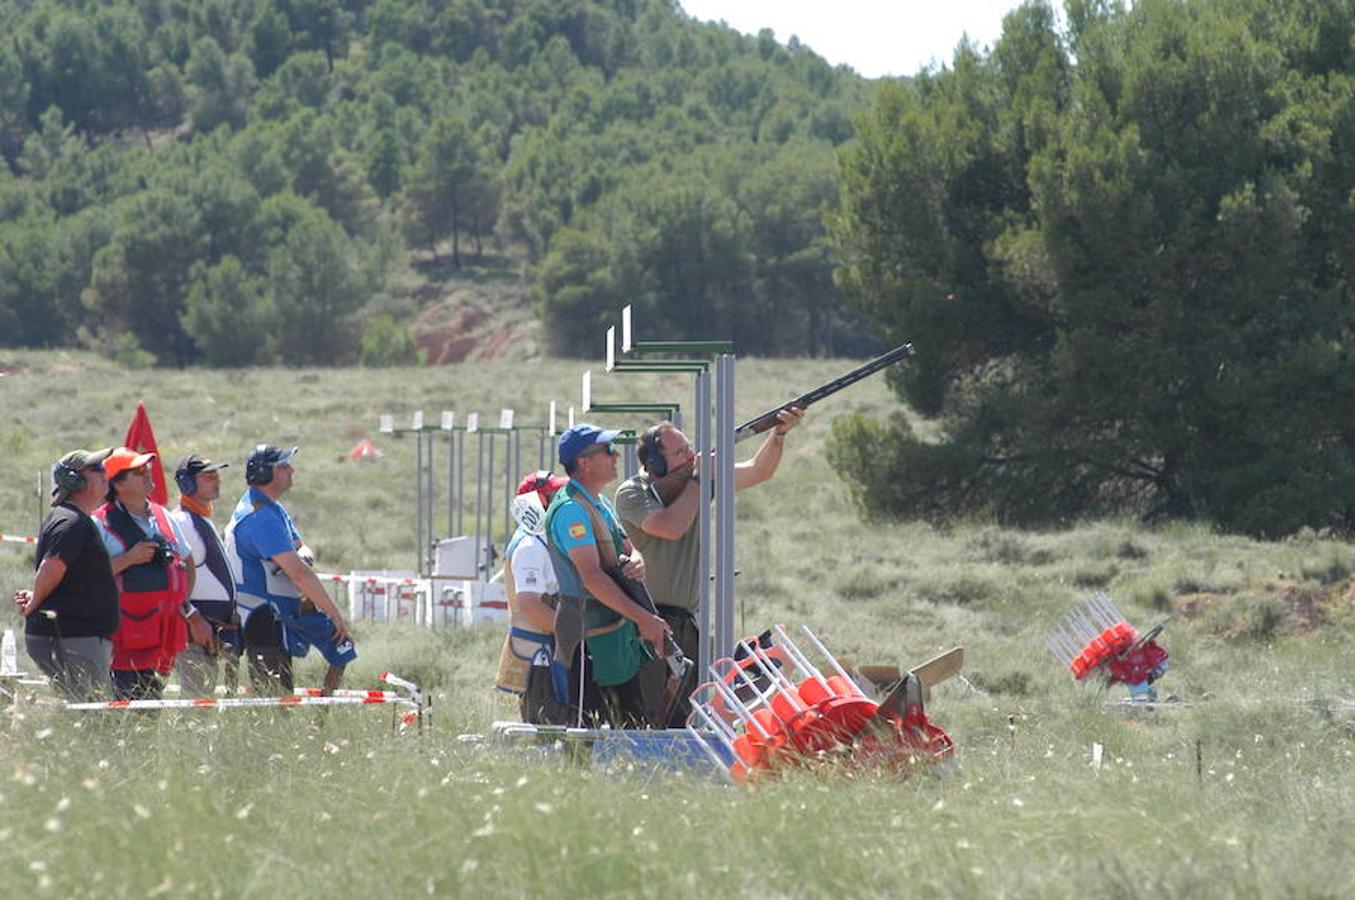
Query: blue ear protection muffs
176 470 197 495
246 444 276 486
639 426 667 477
53 462 86 496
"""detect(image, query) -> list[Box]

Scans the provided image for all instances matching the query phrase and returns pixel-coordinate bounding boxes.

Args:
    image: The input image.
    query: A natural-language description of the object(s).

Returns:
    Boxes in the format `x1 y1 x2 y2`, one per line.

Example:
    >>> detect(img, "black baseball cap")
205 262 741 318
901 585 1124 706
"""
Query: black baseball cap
176 454 230 480
51 447 113 504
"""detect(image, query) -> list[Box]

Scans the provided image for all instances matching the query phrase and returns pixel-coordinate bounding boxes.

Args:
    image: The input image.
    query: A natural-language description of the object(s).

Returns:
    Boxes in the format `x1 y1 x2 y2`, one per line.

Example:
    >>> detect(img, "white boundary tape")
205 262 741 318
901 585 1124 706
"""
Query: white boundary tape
65 694 418 711
0 532 37 545
63 672 424 713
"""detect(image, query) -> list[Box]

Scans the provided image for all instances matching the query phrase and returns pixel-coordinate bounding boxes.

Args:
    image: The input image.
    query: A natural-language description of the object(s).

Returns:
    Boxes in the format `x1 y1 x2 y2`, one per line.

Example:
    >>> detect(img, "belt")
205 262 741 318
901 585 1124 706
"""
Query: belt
587 618 627 638
556 595 630 638
656 605 696 621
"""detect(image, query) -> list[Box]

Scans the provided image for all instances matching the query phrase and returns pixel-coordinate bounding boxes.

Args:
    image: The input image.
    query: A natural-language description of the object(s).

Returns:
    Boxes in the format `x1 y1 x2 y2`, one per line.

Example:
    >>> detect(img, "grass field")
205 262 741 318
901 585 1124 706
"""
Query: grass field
2 351 1354 898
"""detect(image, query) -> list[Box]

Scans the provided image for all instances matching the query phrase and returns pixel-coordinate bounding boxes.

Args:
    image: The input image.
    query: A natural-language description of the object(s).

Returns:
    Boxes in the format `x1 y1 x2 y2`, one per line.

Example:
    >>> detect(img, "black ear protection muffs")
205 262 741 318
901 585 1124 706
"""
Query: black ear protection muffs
246 444 277 486
640 426 667 477
176 470 197 495
53 462 87 496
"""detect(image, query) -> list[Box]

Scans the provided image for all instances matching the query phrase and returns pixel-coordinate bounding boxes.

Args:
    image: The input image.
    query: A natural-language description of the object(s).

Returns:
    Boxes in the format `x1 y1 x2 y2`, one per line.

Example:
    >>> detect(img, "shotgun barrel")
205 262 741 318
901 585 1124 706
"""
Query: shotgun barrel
732 342 915 443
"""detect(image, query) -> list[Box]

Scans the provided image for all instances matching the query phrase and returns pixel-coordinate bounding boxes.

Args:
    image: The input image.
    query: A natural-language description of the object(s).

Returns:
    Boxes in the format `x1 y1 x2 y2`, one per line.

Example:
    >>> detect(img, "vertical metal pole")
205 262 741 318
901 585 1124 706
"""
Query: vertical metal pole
414 430 423 575
695 370 712 680
456 431 465 535
485 434 497 563
715 353 736 663
504 428 512 542
424 432 435 574
452 431 463 542
474 433 485 578
623 444 638 480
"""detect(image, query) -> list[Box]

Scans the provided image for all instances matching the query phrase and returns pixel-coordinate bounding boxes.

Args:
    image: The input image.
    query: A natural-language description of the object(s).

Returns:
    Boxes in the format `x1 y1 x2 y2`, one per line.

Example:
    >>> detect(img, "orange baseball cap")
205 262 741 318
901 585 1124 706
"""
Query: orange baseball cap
104 446 157 481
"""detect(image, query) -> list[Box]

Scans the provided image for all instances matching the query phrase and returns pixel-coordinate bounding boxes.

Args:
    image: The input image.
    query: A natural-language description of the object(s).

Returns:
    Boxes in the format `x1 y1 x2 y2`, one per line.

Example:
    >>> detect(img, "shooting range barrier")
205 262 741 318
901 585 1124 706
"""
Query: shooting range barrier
58 672 427 729
321 570 508 627
0 645 428 730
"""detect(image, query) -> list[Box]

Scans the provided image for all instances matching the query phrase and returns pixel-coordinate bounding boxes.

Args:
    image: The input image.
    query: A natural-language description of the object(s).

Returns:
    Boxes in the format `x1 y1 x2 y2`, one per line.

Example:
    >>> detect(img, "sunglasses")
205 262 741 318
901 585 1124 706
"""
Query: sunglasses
579 443 617 460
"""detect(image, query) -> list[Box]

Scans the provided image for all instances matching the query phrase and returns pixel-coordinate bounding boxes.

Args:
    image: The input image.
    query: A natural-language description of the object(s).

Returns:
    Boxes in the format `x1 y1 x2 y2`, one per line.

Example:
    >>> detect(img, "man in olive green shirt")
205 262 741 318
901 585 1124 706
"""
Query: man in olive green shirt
614 407 803 726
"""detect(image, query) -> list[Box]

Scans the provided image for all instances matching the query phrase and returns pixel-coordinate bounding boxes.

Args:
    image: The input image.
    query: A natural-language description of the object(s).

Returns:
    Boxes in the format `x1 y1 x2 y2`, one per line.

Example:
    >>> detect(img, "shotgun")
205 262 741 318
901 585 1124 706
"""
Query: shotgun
733 342 915 443
605 560 699 728
604 559 692 681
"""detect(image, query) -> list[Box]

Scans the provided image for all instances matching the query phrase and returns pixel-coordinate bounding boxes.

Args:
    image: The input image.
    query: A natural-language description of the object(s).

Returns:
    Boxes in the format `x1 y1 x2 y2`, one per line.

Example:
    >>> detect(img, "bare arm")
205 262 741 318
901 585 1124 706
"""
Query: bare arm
110 540 157 574
513 591 558 633
13 556 69 617
273 550 352 642
734 406 803 491
183 556 195 599
638 475 702 540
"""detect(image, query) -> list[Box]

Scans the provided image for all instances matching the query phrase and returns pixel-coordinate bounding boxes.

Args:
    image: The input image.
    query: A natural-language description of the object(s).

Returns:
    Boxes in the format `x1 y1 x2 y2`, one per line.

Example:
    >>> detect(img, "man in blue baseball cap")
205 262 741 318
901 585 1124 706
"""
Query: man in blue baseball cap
543 424 670 727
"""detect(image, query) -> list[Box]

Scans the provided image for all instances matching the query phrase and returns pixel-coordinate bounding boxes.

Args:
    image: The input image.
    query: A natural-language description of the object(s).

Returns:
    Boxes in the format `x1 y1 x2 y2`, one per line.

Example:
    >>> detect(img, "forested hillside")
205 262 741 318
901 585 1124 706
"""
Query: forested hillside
0 0 876 366
826 0 1355 537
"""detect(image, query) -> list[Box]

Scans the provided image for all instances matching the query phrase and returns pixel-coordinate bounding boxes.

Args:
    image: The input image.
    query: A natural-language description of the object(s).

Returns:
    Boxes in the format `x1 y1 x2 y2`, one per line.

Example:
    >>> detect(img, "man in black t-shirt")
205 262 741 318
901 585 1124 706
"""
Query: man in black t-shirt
12 448 120 701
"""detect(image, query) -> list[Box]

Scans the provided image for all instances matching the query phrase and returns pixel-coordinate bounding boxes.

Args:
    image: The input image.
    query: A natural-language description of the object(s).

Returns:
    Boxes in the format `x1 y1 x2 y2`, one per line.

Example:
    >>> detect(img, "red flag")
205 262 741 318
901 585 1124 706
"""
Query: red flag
124 401 168 505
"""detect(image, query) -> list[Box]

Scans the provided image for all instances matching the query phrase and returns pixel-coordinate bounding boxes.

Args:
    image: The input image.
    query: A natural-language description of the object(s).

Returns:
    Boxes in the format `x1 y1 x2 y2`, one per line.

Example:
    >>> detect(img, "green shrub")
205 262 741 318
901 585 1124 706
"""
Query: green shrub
359 314 420 367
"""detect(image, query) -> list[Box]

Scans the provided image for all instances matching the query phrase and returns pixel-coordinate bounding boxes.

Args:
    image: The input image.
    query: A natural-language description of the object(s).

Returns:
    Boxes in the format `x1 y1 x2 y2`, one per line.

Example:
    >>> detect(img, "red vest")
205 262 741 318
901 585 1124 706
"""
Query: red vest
93 502 190 673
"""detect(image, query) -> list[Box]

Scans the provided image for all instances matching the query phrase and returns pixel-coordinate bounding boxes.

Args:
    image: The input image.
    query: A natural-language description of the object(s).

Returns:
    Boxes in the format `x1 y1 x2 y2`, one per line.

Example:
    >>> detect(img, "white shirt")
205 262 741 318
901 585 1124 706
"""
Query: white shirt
510 535 557 597
170 507 237 603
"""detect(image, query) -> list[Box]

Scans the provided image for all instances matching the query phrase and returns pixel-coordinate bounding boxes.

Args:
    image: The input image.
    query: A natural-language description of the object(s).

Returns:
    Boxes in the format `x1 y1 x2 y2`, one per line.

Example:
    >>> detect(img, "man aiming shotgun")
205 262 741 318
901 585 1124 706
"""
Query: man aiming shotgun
615 406 804 727
616 342 915 727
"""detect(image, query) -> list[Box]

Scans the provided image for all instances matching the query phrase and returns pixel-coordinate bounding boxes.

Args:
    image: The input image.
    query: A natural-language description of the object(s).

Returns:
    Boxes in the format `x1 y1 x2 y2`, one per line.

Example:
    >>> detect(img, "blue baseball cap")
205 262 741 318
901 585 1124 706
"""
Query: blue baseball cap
558 424 621 467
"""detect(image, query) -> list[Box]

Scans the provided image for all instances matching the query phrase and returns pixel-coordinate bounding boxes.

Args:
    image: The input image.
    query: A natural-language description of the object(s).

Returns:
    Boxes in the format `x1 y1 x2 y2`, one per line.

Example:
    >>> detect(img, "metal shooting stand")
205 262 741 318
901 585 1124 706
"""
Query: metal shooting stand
582 307 737 681
379 406 558 580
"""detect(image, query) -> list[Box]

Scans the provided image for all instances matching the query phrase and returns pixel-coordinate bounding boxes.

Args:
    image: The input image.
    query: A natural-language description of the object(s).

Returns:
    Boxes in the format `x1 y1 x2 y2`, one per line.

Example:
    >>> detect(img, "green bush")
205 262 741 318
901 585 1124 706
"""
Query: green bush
359 314 419 367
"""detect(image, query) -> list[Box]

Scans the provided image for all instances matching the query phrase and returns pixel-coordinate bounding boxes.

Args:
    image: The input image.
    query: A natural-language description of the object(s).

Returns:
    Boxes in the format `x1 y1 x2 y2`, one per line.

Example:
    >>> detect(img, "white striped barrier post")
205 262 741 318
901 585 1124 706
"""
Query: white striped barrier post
381 671 425 732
